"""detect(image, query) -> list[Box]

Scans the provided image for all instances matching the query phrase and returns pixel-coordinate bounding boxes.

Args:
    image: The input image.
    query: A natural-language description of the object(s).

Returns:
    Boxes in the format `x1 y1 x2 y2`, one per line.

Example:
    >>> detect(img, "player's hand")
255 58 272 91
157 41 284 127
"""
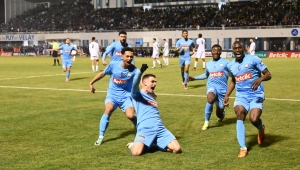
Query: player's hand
251 78 263 91
90 84 96 93
223 96 230 107
102 61 107 66
189 51 194 55
188 76 195 82
140 64 148 73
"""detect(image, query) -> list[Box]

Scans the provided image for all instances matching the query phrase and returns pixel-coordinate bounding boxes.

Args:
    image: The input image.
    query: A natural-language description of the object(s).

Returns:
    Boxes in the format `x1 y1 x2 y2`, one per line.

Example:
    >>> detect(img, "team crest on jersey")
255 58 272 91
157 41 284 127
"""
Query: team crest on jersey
127 73 132 78
121 72 126 78
244 64 249 68
220 64 224 67
260 62 264 66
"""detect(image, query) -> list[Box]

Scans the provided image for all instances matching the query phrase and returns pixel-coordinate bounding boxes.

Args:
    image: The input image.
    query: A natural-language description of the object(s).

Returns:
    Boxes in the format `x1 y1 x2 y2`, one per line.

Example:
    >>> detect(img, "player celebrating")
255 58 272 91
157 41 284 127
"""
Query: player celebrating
223 41 272 158
102 31 132 65
162 39 169 66
127 64 182 156
151 38 162 68
89 37 100 72
192 33 206 70
90 47 137 146
175 29 195 90
189 44 230 130
48 38 83 81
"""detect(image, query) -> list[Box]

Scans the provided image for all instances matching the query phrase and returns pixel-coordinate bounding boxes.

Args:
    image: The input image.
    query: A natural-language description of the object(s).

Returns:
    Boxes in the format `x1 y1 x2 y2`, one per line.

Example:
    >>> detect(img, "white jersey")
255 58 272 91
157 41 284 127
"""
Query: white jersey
89 41 100 57
163 42 169 56
152 41 159 58
196 38 205 51
250 42 256 55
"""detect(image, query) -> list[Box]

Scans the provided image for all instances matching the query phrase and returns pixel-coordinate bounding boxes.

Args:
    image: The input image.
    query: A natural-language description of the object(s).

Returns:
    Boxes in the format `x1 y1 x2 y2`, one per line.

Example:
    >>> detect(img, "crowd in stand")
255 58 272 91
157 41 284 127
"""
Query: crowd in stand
0 0 299 32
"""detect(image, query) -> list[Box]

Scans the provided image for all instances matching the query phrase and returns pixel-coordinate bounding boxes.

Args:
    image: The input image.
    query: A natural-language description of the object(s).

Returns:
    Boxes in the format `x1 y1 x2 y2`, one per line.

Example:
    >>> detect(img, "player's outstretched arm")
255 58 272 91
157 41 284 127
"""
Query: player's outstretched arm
89 71 106 93
193 73 208 80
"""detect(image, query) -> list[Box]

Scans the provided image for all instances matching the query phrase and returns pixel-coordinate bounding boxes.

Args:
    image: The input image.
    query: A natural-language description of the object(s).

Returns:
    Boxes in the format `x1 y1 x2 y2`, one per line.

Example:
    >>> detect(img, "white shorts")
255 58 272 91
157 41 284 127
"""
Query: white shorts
90 56 99 60
152 52 159 58
196 51 205 59
163 52 169 57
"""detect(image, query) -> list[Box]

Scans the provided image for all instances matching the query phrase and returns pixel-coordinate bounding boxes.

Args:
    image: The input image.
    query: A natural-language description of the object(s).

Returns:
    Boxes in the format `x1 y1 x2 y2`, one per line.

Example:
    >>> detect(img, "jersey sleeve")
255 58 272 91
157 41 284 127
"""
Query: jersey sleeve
102 43 114 61
103 63 113 75
131 69 142 100
176 40 181 48
253 56 267 72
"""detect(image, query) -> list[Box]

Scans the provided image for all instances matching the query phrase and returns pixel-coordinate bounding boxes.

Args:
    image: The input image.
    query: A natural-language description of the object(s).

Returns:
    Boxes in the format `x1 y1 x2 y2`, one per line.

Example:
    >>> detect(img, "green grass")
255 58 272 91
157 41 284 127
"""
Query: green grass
0 56 300 170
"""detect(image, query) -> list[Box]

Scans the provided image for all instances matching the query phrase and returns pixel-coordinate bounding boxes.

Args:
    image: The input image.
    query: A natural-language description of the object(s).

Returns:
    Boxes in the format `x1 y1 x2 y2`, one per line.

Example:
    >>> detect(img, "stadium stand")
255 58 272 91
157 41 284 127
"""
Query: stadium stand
0 0 299 32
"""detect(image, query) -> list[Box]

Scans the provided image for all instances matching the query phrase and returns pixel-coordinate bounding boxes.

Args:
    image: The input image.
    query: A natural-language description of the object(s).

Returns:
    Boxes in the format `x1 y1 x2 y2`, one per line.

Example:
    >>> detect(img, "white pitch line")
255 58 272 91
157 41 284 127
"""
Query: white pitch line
0 85 299 102
0 72 92 81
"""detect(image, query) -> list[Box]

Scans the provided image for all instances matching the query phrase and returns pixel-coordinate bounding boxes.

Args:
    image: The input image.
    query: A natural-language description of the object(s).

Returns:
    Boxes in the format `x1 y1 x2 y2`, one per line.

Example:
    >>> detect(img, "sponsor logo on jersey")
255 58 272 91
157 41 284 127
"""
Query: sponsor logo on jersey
147 100 158 107
65 50 71 53
181 46 190 50
115 52 122 56
112 78 128 84
210 71 224 78
235 72 252 82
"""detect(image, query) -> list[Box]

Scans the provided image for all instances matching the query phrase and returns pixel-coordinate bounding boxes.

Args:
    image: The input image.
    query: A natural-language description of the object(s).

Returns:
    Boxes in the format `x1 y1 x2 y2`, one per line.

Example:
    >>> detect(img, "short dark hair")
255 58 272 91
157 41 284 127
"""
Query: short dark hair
163 39 166 41
212 44 222 51
92 37 95 40
153 38 156 41
142 74 156 81
182 29 188 33
232 41 243 48
198 34 202 38
119 31 127 35
121 47 133 54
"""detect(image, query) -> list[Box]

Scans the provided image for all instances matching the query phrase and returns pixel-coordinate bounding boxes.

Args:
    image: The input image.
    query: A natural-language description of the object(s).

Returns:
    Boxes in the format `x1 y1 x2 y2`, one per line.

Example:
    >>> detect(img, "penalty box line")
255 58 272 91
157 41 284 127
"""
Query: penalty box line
0 85 300 102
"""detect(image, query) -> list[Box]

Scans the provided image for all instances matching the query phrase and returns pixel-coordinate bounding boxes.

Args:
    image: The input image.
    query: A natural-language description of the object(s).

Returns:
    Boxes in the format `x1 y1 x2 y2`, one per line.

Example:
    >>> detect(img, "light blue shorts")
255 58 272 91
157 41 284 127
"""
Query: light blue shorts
179 58 191 67
105 96 133 112
207 87 226 109
134 122 176 151
234 94 265 112
62 59 72 68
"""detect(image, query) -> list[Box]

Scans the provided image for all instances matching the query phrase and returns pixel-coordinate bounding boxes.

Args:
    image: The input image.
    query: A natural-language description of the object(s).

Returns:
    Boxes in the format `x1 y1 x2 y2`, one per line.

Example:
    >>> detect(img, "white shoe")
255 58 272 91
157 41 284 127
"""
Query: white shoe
94 136 104 145
151 66 155 68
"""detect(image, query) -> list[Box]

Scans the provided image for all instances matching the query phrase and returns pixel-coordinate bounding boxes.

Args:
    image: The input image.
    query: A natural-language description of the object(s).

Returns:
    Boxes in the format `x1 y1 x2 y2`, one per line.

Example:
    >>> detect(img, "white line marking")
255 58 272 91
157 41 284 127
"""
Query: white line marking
0 72 92 81
0 85 299 102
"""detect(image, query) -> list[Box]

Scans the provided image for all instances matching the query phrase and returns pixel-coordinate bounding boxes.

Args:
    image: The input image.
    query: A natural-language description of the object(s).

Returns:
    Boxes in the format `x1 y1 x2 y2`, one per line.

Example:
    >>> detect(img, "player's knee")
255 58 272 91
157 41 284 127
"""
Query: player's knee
131 148 143 156
207 98 214 104
172 145 182 154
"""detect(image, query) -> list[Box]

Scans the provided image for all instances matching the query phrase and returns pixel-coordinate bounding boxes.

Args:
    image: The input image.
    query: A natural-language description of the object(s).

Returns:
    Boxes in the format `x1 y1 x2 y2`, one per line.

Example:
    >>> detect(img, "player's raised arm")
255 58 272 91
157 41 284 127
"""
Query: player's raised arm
132 64 148 97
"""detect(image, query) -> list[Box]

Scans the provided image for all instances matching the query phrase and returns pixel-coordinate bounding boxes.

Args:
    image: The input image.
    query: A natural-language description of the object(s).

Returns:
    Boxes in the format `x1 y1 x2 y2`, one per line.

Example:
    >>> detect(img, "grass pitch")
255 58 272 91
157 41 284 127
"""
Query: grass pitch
0 56 300 170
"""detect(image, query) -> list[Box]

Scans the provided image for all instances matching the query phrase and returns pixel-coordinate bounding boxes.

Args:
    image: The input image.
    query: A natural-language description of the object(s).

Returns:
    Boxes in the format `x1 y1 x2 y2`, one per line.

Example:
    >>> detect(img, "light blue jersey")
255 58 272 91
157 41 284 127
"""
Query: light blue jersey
102 41 131 62
131 70 176 149
227 55 267 96
104 61 137 98
195 58 230 108
59 44 77 60
176 38 195 59
197 58 230 90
